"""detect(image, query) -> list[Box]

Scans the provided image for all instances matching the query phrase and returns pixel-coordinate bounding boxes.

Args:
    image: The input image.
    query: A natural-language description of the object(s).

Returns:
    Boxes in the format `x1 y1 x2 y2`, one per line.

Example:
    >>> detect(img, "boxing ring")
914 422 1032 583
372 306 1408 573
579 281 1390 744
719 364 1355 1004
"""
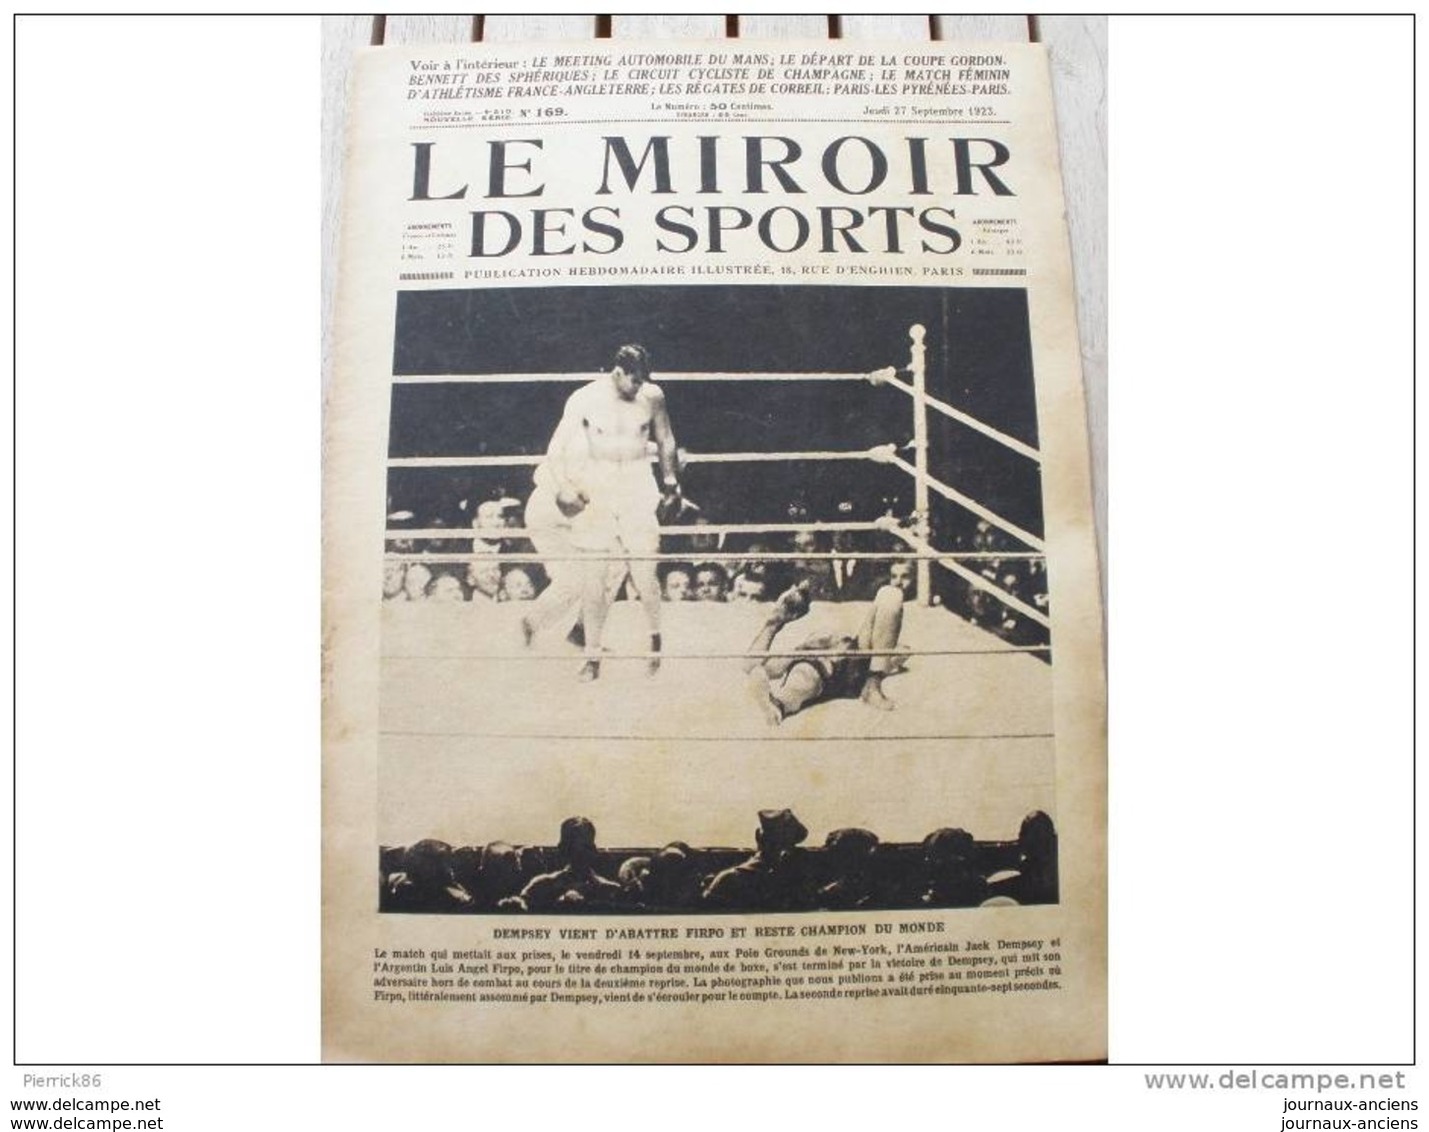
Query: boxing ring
380 324 1052 745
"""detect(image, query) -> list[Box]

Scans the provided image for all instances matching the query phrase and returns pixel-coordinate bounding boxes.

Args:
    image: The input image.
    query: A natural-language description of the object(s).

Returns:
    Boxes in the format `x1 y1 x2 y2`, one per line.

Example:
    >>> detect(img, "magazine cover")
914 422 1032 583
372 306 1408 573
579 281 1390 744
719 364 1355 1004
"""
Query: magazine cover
324 38 1106 1062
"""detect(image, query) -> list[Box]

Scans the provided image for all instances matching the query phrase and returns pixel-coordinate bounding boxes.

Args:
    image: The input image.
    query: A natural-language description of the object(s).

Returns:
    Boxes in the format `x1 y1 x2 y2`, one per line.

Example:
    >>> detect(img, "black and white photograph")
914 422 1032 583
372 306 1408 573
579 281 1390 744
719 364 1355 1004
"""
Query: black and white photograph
17 6 1414 1102
377 283 1058 912
319 32 1108 1064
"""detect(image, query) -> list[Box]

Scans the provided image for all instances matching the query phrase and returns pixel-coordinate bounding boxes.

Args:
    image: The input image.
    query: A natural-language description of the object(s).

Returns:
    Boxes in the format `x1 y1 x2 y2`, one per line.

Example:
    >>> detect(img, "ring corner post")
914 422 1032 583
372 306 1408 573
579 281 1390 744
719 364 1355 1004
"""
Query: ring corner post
908 323 932 606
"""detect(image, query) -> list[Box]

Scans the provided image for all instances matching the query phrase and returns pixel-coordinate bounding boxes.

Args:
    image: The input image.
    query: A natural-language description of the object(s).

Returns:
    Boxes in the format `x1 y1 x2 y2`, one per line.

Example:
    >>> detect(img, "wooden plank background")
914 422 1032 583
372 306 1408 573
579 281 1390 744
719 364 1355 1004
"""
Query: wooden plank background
321 15 1108 601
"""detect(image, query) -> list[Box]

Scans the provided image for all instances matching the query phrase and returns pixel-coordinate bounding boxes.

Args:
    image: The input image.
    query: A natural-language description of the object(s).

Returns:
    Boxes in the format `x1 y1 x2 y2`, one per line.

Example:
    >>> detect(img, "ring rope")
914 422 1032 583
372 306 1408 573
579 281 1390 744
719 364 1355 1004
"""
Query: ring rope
384 730 1056 743
389 445 1045 555
876 373 1042 463
640 520 893 537
387 449 883 469
386 646 1051 660
391 369 891 385
387 550 1045 564
881 451 1046 552
389 520 898 540
891 528 1051 630
389 326 1046 614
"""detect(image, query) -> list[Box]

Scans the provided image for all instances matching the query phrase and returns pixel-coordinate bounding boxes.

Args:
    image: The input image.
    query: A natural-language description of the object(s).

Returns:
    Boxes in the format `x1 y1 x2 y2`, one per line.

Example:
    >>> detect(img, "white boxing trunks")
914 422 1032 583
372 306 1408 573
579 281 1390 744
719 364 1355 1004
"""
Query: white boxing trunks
568 458 660 554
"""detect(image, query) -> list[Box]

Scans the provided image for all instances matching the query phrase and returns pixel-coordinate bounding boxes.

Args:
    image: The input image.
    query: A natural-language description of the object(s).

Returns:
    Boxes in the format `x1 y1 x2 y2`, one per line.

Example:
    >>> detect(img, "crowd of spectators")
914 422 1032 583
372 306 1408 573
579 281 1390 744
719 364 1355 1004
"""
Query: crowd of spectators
381 490 1050 659
383 497 550 604
383 490 923 606
934 518 1051 651
383 555 546 605
380 809 1058 915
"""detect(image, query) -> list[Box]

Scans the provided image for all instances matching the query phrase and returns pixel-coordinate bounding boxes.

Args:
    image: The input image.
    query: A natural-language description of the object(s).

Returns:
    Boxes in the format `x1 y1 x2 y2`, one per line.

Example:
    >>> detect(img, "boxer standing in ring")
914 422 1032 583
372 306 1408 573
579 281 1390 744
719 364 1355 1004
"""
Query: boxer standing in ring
533 344 683 681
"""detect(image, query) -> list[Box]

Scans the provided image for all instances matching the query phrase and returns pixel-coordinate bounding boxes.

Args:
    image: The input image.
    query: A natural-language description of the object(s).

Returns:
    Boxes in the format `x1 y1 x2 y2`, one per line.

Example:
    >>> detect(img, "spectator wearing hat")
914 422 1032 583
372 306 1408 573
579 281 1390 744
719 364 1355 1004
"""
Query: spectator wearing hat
985 811 1058 905
702 809 814 911
385 508 420 556
471 497 521 548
